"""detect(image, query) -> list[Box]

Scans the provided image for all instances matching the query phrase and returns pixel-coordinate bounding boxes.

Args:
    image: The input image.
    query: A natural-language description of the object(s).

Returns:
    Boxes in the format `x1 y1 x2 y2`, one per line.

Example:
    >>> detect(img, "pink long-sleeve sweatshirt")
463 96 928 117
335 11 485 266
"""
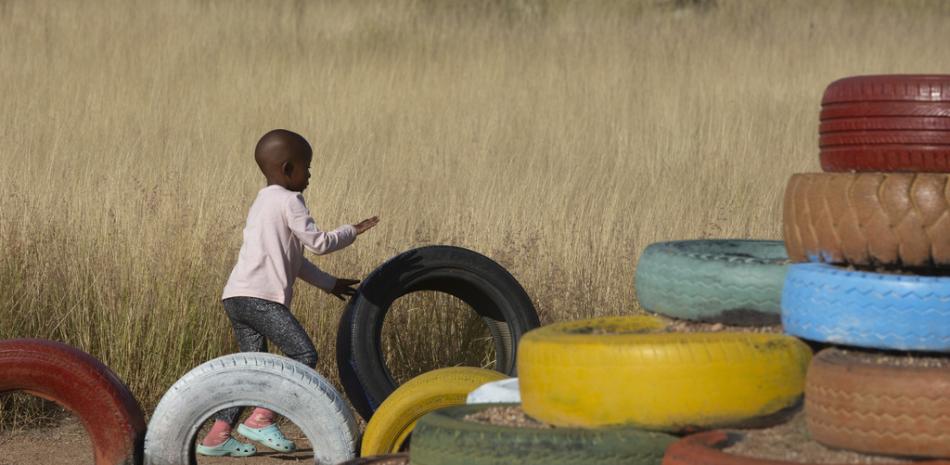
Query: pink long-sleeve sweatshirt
222 184 357 307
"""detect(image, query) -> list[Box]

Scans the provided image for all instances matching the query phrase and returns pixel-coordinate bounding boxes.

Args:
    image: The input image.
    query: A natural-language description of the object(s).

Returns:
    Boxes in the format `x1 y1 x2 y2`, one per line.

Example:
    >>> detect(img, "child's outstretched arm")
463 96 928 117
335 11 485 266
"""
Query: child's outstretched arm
298 259 359 300
286 194 371 255
298 259 337 292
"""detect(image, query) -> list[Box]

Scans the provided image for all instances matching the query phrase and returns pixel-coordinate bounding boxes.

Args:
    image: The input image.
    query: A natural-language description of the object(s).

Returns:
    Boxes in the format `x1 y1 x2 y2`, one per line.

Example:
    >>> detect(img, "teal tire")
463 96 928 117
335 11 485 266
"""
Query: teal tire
635 240 788 325
410 404 677 465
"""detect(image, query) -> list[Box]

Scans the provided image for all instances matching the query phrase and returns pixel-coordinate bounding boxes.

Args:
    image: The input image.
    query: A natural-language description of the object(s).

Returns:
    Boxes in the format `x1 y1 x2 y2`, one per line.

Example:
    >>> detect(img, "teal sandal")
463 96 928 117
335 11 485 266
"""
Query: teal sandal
196 437 257 457
237 423 297 452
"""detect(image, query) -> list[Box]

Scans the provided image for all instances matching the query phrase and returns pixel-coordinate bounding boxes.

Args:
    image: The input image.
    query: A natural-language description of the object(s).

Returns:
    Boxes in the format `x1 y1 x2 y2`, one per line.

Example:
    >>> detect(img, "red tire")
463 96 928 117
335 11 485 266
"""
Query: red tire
662 430 950 465
820 147 950 172
819 75 950 172
820 116 950 133
820 131 950 147
820 101 950 119
823 75 950 104
0 339 146 465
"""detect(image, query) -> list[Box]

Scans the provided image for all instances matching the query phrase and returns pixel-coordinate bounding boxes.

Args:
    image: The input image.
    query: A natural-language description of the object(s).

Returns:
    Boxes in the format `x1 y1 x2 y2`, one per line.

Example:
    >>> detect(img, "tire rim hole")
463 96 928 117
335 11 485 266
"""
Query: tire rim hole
381 290 497 386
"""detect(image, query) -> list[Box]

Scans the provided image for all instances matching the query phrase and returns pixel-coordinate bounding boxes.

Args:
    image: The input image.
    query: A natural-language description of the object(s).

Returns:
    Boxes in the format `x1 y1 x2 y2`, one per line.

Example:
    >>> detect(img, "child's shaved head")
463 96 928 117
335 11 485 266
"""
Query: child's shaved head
255 129 313 192
255 129 312 173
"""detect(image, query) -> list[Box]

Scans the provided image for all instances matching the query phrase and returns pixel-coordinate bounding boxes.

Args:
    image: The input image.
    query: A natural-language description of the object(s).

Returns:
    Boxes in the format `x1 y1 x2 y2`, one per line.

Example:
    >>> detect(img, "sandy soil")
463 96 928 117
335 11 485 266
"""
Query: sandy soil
465 405 926 464
0 407 935 465
725 410 916 464
0 417 92 465
0 417 315 465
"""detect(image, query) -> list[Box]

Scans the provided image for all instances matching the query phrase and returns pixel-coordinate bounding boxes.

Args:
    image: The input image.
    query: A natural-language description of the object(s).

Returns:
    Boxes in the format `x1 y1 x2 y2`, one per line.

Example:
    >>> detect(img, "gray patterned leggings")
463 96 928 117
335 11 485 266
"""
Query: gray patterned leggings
214 296 318 425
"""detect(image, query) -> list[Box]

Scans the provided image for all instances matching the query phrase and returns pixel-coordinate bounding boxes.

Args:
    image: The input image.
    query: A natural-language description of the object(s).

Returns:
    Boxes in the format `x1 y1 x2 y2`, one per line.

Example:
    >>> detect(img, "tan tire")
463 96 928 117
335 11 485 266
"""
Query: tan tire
783 173 950 268
518 316 812 431
360 367 506 456
806 348 950 458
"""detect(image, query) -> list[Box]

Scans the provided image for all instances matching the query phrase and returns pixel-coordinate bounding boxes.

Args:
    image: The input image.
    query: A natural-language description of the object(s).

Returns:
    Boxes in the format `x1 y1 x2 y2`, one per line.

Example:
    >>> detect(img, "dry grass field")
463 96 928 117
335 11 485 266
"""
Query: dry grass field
2 0 950 426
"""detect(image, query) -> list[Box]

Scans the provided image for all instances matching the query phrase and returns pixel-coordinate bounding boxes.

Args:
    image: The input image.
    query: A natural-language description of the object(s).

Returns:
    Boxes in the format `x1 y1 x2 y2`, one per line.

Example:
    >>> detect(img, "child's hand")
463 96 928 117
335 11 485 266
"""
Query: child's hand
354 216 380 235
330 278 360 301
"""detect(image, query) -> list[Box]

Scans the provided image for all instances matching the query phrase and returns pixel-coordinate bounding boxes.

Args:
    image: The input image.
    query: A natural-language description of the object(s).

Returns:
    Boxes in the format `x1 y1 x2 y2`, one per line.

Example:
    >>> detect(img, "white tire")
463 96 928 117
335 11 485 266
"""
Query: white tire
466 377 521 404
144 353 358 465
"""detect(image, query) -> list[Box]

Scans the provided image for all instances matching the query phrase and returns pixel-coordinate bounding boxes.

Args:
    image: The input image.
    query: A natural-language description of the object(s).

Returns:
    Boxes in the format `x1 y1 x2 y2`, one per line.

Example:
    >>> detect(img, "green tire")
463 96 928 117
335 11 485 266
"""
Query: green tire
409 404 677 465
635 240 788 326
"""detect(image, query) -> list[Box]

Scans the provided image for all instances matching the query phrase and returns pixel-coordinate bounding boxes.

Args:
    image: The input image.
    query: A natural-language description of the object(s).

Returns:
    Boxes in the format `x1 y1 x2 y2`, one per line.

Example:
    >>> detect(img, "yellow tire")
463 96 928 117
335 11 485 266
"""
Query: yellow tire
360 367 506 456
518 316 811 431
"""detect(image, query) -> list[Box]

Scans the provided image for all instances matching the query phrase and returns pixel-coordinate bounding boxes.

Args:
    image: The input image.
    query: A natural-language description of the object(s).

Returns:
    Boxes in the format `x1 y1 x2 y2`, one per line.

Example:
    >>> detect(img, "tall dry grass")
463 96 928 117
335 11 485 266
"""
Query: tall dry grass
2 0 950 425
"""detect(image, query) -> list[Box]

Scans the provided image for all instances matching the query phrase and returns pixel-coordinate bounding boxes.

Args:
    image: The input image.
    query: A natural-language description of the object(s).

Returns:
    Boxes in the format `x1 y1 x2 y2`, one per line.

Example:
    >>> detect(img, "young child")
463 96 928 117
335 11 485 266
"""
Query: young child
197 129 379 457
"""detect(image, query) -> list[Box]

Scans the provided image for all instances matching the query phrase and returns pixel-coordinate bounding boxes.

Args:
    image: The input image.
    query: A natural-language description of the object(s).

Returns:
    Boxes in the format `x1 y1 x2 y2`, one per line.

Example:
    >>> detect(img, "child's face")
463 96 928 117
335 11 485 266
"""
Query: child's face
285 150 312 192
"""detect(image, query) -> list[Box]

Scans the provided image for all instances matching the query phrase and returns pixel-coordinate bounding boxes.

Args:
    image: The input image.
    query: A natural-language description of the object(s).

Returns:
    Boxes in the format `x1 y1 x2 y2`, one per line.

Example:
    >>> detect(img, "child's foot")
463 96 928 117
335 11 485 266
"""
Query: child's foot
237 423 297 452
196 437 257 457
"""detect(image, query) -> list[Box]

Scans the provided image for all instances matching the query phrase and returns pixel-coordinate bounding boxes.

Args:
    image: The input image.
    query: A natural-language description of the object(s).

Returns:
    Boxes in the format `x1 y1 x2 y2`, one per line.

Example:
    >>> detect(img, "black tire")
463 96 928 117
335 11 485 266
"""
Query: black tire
410 404 677 465
336 246 540 420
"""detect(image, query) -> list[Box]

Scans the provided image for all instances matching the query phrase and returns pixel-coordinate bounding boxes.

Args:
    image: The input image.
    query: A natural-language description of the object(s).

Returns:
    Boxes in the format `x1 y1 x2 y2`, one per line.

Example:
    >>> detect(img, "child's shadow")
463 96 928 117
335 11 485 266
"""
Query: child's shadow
256 447 314 461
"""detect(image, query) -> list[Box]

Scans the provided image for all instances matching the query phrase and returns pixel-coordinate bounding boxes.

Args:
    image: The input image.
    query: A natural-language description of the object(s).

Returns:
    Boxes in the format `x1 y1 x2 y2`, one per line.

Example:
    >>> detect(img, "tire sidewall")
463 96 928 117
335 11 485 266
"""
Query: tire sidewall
145 354 357 465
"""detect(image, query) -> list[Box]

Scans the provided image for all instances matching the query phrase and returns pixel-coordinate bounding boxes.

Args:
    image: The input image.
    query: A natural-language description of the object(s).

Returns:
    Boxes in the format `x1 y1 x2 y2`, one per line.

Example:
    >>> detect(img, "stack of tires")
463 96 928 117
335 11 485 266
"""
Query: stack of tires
389 75 950 464
634 240 830 462
395 239 814 465
781 74 950 460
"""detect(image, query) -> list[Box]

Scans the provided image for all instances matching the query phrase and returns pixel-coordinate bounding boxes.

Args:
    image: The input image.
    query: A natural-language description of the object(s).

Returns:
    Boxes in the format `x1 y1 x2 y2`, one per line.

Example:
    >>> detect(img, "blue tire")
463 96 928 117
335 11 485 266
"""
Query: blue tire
781 263 950 352
635 240 788 325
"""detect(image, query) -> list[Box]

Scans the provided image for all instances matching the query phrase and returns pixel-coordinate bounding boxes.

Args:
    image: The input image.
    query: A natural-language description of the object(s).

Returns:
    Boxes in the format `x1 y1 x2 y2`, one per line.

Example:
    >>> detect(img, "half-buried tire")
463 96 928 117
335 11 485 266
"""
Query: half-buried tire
0 339 146 465
337 245 540 420
144 353 358 465
410 403 677 465
361 367 507 456
635 240 788 325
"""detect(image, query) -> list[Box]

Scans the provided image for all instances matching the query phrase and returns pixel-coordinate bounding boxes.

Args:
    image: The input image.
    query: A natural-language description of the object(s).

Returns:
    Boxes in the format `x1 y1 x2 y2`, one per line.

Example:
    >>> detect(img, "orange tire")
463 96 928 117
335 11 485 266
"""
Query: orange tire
806 348 950 458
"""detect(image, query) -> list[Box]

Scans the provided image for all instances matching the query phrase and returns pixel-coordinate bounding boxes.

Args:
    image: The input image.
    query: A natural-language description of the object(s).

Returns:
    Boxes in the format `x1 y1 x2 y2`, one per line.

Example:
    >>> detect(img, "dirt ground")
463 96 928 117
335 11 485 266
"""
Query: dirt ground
0 406 931 465
724 410 915 464
0 417 314 465
465 405 924 464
